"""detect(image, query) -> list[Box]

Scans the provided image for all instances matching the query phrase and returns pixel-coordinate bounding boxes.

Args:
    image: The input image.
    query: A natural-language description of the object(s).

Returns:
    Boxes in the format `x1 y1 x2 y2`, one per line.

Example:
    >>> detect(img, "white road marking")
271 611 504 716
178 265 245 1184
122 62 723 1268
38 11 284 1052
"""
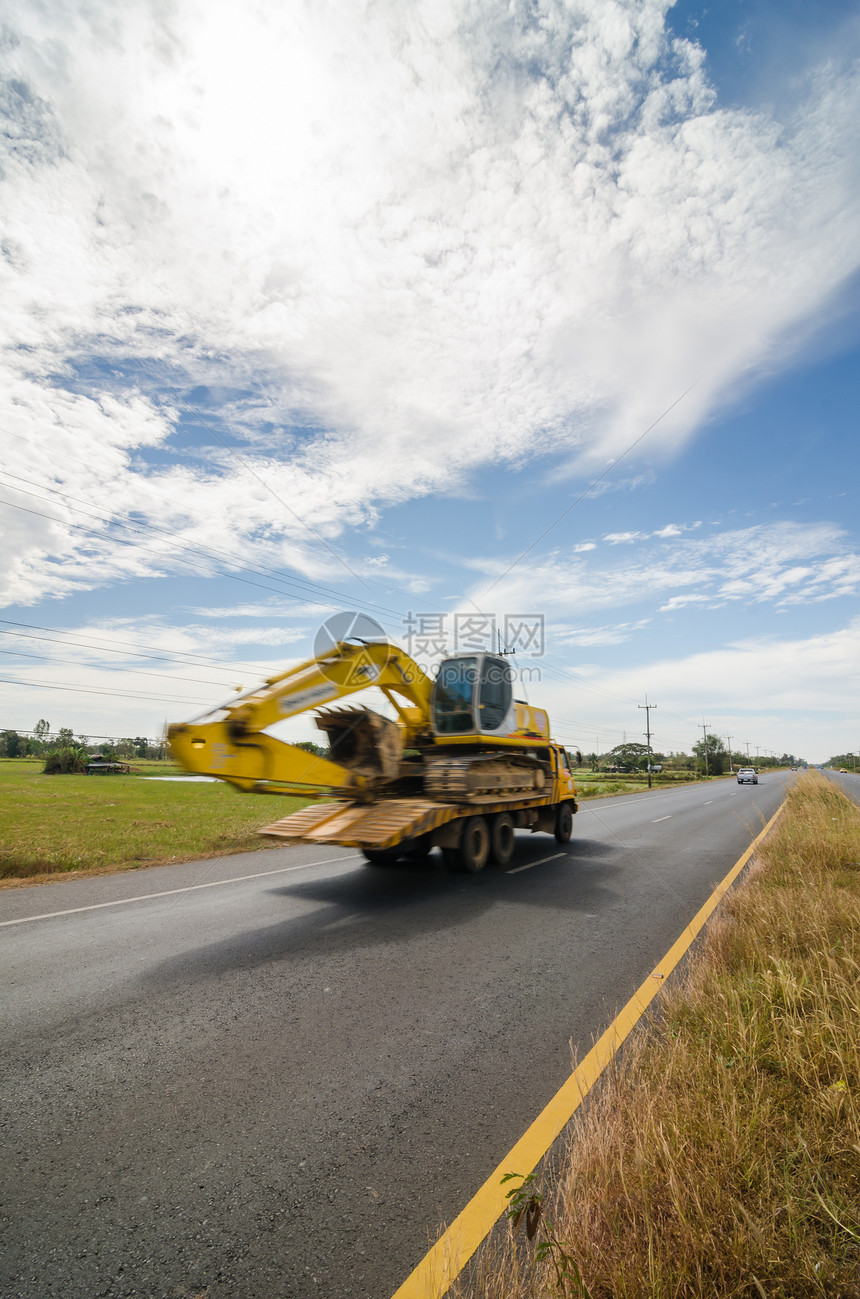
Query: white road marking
0 852 362 928
652 815 672 822
704 800 714 805
507 852 566 875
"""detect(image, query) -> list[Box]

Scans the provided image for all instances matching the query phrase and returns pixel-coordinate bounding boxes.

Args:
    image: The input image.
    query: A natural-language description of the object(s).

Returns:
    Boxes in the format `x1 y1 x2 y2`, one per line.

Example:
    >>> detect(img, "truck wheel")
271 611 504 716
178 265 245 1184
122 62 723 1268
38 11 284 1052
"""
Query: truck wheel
362 847 399 866
490 813 515 866
402 835 432 860
554 802 574 845
455 816 491 873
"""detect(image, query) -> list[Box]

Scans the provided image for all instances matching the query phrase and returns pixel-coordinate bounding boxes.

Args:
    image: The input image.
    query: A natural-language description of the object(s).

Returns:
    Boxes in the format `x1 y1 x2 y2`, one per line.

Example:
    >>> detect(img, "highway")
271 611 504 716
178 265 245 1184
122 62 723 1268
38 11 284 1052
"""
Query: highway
825 766 860 809
0 774 791 1299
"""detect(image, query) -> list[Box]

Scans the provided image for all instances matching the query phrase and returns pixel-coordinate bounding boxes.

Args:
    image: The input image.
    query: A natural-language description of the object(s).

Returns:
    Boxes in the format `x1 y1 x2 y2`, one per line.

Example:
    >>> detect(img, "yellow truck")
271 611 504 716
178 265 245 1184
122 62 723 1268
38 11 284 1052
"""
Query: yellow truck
168 639 577 872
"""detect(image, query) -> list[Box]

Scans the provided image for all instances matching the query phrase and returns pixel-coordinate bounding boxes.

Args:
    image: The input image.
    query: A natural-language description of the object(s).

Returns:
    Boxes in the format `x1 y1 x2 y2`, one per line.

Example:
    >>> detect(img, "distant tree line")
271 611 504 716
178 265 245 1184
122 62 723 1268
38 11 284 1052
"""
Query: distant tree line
583 739 805 776
0 721 167 761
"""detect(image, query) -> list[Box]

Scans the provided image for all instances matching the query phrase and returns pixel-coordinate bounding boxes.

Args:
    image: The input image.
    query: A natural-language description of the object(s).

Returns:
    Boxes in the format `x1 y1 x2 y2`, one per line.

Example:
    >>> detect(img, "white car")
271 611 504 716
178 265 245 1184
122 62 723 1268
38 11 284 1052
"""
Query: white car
737 767 758 784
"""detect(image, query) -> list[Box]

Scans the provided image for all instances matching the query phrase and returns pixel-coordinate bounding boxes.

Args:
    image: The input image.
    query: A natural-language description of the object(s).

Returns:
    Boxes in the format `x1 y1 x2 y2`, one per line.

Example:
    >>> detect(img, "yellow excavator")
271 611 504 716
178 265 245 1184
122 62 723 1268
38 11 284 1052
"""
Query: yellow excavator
168 638 577 872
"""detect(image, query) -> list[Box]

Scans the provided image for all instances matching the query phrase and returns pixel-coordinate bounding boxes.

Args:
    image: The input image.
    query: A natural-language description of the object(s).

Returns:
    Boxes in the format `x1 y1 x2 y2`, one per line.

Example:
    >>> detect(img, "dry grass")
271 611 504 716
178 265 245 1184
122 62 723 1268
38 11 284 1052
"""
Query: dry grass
460 770 860 1298
0 758 309 881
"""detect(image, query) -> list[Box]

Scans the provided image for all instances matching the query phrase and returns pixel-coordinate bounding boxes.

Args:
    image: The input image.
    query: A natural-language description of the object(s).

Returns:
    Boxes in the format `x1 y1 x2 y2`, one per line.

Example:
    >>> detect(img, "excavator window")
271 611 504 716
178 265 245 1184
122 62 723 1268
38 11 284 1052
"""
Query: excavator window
478 657 513 730
433 657 477 734
432 654 514 735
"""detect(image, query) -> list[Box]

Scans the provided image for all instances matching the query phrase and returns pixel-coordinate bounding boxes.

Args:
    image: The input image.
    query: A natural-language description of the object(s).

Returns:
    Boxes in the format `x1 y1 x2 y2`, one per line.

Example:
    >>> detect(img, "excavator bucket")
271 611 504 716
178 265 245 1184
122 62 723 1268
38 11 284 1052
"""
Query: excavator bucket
315 707 403 784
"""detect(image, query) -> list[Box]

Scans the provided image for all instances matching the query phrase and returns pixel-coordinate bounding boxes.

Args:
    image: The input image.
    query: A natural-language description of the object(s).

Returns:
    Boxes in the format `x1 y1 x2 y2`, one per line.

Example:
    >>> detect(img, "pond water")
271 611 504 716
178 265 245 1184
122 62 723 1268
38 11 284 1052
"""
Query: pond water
143 775 218 782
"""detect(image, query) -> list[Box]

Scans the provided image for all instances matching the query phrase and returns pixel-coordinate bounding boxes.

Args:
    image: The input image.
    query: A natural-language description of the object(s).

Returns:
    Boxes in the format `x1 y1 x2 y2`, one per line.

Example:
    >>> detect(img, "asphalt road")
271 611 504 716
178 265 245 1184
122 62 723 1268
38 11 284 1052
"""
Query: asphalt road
0 774 791 1299
823 766 860 809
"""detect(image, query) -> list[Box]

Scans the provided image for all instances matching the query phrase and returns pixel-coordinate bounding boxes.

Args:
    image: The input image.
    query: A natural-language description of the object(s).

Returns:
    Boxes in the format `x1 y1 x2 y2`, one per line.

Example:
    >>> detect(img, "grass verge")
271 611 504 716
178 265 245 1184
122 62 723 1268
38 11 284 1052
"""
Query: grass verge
0 759 309 883
460 770 860 1298
575 773 730 799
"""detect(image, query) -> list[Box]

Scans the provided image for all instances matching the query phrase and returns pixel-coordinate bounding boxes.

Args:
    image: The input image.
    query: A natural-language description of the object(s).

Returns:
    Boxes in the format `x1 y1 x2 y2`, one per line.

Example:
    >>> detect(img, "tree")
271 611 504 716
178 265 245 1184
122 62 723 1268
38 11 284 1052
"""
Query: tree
33 719 51 747
693 733 727 776
43 745 90 775
607 742 648 772
294 740 329 757
1 730 22 758
55 727 75 747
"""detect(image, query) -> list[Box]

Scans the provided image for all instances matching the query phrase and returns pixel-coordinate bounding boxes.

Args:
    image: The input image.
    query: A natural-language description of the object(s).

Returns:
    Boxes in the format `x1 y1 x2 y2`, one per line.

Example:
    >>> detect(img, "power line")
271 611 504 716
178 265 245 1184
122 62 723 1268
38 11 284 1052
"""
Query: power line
475 379 699 602
0 477 402 625
0 676 212 705
167 388 375 592
10 726 160 742
0 621 276 676
0 465 404 617
0 646 239 689
1 427 454 625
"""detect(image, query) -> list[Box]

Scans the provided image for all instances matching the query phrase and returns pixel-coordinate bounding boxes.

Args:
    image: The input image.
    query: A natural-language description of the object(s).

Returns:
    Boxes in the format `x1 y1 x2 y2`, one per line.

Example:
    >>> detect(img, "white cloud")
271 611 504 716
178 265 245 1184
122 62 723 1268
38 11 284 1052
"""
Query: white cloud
1 0 859 603
659 593 712 612
468 521 859 618
585 617 860 761
185 602 329 620
604 531 646 544
554 619 651 648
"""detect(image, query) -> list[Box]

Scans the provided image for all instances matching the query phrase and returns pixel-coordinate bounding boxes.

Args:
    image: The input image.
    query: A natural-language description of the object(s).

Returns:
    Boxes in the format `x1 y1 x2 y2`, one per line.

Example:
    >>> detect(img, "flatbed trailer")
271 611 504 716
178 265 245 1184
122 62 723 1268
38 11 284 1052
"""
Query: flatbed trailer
260 788 577 873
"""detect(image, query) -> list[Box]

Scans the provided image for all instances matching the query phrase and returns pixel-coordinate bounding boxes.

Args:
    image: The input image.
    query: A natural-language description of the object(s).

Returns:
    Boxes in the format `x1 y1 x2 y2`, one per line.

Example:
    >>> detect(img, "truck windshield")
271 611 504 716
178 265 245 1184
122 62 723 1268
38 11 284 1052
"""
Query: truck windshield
433 657 477 734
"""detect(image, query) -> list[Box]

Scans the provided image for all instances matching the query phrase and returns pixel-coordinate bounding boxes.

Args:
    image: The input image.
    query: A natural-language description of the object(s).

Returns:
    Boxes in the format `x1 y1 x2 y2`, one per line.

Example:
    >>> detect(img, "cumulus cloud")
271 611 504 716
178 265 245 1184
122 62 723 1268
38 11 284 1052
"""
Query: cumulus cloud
1 0 860 604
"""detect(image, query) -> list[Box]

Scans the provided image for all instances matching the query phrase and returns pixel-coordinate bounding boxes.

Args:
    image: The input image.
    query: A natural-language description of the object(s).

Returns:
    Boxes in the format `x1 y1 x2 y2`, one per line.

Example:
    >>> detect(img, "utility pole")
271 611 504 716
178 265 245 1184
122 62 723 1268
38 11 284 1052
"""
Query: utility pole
745 741 751 760
725 734 733 774
701 720 711 778
639 697 657 789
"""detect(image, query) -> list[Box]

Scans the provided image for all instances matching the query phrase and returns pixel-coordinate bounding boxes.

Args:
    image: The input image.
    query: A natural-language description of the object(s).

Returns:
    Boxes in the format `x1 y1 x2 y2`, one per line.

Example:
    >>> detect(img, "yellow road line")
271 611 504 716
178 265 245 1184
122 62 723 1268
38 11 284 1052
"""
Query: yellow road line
391 802 785 1299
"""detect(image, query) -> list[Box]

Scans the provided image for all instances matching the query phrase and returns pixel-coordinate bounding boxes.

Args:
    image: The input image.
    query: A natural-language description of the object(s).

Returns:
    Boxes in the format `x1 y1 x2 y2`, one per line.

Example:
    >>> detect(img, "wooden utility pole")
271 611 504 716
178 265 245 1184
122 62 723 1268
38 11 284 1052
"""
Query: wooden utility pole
639 697 657 789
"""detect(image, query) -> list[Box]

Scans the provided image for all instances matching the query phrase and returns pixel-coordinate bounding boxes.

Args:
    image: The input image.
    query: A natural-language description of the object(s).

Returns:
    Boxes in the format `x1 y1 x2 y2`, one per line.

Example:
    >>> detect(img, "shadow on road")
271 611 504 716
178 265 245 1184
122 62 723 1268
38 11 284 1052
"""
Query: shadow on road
143 835 620 986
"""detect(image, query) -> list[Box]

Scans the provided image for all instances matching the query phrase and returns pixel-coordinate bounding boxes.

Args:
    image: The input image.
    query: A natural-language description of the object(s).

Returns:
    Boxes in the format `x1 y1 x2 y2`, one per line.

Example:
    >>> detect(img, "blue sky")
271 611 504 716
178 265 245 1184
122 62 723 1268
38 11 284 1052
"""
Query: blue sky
1 0 858 764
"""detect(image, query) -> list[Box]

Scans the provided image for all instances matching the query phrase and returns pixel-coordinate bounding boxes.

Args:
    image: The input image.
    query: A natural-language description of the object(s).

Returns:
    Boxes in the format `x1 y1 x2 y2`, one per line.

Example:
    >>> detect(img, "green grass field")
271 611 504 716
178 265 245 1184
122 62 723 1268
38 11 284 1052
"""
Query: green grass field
575 770 713 798
0 759 309 881
0 758 727 883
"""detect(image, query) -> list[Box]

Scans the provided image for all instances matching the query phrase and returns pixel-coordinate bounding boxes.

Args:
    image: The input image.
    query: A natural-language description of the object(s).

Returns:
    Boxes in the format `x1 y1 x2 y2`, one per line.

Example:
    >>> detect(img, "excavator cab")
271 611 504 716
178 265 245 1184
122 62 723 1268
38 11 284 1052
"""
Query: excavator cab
432 654 515 737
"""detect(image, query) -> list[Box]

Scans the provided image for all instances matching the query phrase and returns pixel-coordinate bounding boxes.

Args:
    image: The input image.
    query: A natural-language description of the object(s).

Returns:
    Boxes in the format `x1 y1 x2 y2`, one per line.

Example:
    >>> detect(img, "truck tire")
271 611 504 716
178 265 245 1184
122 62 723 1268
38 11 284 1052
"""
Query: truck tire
362 847 400 866
452 816 491 873
554 802 574 845
402 835 432 860
490 813 515 866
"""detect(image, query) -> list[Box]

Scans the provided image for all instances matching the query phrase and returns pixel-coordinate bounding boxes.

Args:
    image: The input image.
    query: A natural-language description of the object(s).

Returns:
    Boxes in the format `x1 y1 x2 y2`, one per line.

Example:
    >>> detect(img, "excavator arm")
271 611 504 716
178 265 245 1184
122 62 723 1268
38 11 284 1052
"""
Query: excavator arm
167 640 434 798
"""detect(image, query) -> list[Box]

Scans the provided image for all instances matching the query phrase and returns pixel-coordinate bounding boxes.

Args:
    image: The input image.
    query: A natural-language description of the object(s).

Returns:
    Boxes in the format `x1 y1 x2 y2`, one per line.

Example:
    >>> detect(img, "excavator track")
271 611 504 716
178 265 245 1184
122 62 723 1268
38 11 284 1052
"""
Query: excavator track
423 753 547 802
